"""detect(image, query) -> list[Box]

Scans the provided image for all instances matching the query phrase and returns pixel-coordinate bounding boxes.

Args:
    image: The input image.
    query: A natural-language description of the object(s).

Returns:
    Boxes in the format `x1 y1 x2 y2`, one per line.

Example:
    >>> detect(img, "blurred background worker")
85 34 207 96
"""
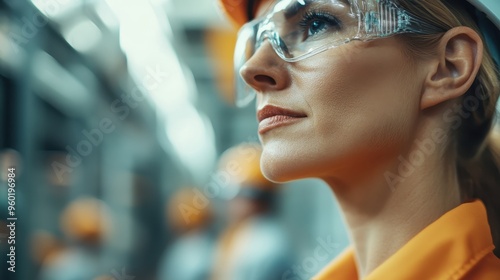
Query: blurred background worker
157 187 217 280
38 197 112 280
211 143 294 280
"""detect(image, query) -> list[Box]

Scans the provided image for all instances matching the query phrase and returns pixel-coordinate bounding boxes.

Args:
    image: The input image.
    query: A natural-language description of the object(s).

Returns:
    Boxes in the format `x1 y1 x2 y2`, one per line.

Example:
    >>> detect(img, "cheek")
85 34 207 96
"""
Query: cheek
261 43 422 182
318 44 418 126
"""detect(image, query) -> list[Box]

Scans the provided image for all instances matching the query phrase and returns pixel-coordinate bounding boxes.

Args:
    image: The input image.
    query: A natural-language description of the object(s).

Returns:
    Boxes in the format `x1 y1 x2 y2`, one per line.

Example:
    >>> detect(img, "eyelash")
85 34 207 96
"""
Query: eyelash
298 10 342 33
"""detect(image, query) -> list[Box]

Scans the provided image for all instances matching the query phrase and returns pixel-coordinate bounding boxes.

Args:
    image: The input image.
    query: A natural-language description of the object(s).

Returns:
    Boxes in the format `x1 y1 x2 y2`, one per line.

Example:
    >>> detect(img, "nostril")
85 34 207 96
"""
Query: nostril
255 75 277 86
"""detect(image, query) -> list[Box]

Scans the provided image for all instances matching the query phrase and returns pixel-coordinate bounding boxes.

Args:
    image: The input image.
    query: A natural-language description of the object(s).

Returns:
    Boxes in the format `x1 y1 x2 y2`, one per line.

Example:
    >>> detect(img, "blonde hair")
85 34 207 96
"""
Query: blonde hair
396 0 500 257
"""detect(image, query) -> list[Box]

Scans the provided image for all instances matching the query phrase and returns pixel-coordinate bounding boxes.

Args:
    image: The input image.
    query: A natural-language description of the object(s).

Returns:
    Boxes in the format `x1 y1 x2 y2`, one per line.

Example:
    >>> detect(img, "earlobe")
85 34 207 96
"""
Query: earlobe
420 27 483 110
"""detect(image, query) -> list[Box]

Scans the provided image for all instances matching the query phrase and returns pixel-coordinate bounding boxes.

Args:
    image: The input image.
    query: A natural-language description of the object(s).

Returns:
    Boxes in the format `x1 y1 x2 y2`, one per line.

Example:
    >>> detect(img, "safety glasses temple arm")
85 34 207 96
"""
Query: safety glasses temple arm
363 0 446 36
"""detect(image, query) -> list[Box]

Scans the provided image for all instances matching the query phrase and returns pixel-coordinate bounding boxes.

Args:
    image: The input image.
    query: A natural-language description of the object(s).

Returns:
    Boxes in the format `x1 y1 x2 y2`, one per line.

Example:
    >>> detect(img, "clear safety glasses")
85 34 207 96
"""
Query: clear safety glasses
234 0 445 107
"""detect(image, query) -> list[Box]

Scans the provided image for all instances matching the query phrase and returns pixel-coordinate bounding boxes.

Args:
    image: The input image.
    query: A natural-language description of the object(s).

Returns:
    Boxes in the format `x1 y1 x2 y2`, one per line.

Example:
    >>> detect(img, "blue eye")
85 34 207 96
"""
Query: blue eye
309 20 327 35
299 11 341 39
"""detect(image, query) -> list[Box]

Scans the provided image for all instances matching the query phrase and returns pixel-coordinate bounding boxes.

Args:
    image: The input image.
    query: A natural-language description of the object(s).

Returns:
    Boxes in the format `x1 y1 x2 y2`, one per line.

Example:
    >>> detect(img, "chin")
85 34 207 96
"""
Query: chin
261 162 299 183
260 144 319 183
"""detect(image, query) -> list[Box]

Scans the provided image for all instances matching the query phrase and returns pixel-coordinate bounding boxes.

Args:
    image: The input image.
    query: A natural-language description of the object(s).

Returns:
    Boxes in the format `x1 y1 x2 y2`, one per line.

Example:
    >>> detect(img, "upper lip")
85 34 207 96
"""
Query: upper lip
257 105 307 123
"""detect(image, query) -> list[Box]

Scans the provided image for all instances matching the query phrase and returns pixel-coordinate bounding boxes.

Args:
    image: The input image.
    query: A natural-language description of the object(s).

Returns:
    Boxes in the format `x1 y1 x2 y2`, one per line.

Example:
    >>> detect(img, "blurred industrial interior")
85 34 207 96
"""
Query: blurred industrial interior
0 0 350 279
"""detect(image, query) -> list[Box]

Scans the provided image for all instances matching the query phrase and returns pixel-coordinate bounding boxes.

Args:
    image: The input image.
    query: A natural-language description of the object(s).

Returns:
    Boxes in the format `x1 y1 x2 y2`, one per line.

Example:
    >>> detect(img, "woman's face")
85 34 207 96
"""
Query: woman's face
241 2 427 184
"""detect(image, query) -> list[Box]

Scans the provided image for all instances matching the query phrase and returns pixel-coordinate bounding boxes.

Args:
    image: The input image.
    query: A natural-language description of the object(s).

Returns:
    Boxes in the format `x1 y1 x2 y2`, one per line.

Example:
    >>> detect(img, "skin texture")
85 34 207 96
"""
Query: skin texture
240 2 484 278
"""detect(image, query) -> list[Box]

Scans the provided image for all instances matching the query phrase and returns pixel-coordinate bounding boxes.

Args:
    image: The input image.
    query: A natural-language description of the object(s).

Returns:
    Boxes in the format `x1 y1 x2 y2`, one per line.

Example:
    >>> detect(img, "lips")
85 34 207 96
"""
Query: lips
257 105 307 134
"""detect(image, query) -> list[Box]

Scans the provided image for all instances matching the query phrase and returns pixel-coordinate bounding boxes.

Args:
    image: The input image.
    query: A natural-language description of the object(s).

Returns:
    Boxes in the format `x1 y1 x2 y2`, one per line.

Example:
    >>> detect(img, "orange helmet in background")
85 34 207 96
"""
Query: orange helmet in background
60 197 112 244
167 187 213 233
218 143 277 202
218 143 271 187
205 28 238 105
31 230 66 266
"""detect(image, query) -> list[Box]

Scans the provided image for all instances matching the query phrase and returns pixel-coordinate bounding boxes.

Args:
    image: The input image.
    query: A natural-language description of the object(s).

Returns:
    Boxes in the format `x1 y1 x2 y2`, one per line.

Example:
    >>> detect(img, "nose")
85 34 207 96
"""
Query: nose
239 41 290 93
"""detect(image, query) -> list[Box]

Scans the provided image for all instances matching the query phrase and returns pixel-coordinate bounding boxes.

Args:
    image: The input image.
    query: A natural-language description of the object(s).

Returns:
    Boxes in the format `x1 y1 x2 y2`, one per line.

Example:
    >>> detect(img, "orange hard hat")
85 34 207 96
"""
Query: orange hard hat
167 187 213 232
218 0 273 28
205 28 238 105
60 197 111 243
218 143 275 190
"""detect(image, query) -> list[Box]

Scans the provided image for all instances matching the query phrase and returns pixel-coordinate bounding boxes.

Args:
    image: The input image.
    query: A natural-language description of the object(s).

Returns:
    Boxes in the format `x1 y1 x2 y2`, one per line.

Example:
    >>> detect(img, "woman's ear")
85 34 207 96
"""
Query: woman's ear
420 26 483 110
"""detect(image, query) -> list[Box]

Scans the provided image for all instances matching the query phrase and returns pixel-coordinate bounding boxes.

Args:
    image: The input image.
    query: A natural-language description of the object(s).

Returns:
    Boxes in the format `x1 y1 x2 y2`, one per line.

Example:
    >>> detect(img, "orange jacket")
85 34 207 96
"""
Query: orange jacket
314 200 500 280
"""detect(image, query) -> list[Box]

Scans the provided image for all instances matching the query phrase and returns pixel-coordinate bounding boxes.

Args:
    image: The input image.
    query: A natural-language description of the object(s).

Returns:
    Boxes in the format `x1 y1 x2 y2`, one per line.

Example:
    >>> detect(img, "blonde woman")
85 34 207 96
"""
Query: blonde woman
218 0 500 279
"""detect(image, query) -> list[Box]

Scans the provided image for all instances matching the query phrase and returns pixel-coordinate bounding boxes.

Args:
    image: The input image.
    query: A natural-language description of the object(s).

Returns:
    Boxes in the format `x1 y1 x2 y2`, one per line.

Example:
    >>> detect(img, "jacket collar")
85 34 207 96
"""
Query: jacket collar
314 200 496 280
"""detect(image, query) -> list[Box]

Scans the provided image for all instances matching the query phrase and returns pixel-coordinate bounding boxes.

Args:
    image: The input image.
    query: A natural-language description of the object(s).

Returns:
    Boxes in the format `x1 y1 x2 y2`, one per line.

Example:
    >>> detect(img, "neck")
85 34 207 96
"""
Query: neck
324 137 462 278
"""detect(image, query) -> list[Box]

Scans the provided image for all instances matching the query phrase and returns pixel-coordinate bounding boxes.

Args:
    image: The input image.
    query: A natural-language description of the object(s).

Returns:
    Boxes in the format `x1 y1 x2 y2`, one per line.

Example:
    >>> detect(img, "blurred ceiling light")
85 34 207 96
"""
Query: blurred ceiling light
166 0 225 27
106 0 193 108
149 0 168 6
63 18 102 53
31 0 82 19
166 106 216 180
94 1 119 30
105 0 217 180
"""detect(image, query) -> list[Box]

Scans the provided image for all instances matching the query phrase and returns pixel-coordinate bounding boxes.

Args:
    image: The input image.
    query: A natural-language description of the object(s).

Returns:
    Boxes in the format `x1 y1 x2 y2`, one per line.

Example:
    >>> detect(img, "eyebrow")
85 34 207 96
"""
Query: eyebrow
284 0 351 19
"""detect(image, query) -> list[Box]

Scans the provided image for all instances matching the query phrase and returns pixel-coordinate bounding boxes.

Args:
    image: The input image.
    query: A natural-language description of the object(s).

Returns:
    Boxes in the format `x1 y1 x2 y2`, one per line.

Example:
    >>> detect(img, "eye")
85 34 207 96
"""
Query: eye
299 11 341 39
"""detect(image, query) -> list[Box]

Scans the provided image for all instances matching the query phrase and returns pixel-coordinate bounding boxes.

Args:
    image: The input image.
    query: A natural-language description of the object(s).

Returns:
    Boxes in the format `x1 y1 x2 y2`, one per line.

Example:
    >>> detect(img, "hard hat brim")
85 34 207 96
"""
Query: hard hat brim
219 0 254 28
219 0 500 31
467 0 500 30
